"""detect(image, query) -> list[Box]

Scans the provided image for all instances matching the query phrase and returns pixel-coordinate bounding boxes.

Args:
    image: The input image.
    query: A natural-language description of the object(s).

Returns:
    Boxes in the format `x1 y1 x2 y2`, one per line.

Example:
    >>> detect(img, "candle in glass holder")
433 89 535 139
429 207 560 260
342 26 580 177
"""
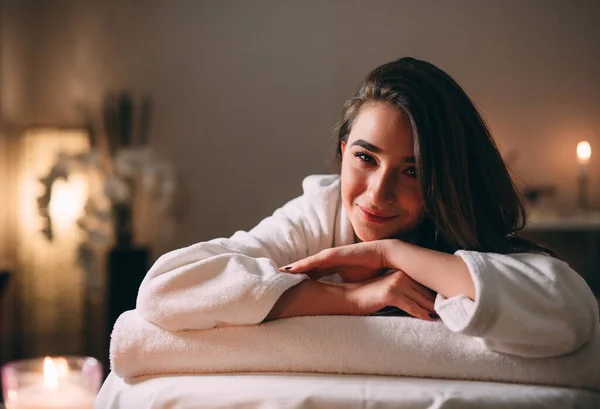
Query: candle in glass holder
577 141 592 211
1 356 102 409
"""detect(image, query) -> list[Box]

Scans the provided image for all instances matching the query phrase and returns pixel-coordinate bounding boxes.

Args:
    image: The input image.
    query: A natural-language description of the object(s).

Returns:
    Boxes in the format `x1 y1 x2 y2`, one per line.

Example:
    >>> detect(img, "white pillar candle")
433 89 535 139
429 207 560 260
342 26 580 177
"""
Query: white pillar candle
2 357 101 409
8 382 95 409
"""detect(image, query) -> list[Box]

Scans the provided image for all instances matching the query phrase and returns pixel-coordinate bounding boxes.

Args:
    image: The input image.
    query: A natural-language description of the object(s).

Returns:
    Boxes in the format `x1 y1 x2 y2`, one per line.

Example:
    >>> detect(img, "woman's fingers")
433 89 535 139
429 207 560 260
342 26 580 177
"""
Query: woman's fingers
279 248 354 276
406 287 435 313
394 297 436 321
279 242 386 274
407 282 438 318
390 282 435 319
408 281 437 304
303 268 338 280
382 271 437 320
279 251 330 273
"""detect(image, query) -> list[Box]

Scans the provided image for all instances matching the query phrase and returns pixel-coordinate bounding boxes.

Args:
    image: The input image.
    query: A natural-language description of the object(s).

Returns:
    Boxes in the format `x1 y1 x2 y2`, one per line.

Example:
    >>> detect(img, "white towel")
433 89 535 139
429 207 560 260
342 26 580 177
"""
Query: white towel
111 310 600 391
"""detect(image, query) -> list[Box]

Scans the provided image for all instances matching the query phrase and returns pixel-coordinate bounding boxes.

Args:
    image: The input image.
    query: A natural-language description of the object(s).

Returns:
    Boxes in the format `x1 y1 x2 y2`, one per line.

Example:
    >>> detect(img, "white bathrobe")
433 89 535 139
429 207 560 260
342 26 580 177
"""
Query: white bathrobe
136 174 598 358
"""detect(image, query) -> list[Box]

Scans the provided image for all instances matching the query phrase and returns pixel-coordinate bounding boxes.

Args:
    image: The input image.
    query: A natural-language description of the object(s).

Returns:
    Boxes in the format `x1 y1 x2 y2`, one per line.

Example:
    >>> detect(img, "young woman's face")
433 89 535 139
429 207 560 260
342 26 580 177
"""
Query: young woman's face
341 103 424 242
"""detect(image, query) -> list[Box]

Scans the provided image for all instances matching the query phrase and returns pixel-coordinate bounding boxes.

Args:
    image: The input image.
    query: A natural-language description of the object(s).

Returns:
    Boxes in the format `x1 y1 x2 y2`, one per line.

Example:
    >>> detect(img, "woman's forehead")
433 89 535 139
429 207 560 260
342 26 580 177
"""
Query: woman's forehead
348 103 415 154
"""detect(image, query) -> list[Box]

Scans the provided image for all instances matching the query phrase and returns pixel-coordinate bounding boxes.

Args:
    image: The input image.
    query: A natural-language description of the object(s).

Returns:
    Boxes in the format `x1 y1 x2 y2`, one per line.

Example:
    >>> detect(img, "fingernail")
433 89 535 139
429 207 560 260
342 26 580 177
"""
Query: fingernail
284 266 292 271
429 313 439 319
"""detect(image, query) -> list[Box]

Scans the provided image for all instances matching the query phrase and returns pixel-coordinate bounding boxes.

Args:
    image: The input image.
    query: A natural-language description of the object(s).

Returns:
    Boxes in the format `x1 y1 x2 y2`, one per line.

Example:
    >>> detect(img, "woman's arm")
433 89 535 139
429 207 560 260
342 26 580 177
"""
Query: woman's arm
136 175 344 331
266 280 355 320
381 240 475 300
283 239 599 357
267 271 437 321
384 240 599 357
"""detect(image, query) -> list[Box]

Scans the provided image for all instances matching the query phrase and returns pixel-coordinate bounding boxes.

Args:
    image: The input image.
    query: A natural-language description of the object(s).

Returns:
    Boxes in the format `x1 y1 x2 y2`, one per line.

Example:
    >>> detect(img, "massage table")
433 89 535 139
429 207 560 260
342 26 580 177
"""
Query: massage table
97 372 600 408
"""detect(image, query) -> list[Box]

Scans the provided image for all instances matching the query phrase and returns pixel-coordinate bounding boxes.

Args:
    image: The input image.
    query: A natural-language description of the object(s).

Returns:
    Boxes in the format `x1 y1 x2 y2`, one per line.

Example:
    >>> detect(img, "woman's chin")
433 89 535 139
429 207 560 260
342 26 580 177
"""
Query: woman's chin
353 224 414 243
353 228 391 243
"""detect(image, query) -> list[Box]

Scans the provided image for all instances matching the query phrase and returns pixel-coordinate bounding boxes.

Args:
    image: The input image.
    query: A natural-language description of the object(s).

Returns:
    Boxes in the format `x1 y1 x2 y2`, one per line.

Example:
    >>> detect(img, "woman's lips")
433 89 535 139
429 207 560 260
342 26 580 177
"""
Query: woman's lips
357 206 398 224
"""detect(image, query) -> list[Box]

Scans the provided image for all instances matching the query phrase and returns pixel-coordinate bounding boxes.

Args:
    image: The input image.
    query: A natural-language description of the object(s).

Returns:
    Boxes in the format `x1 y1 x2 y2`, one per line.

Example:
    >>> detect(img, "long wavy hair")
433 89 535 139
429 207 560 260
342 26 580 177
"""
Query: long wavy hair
336 57 553 255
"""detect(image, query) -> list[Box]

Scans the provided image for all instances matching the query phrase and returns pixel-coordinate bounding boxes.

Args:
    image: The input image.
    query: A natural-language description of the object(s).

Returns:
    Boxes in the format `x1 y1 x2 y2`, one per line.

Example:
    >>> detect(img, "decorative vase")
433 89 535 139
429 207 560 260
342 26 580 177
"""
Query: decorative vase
106 203 149 340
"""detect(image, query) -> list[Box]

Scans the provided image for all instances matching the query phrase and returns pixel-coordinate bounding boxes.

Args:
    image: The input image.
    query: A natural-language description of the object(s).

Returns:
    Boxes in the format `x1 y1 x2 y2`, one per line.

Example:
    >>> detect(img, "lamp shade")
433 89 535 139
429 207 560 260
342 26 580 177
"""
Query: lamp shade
16 128 90 356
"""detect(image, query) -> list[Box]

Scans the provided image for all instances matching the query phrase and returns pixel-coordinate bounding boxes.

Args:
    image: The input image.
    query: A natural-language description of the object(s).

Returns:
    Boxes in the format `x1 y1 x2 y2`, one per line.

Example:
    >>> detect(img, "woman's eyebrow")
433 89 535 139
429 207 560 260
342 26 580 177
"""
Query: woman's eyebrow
350 139 382 153
350 139 415 163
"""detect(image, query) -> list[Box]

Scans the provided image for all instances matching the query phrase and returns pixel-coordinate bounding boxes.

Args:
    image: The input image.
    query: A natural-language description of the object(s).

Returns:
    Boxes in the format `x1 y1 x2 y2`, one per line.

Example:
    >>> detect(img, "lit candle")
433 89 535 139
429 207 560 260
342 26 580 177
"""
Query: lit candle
577 141 592 211
2 356 101 409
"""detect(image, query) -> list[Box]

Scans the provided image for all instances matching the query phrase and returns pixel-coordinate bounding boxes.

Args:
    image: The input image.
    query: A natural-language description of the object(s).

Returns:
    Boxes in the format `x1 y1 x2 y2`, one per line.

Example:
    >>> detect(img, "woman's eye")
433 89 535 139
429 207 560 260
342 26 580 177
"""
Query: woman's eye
403 167 417 178
354 152 376 165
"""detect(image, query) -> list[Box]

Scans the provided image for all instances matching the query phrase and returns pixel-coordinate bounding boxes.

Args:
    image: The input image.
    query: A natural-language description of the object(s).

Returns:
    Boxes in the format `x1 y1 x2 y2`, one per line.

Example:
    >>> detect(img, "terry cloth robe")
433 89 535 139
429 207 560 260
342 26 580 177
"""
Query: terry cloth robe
136 174 599 358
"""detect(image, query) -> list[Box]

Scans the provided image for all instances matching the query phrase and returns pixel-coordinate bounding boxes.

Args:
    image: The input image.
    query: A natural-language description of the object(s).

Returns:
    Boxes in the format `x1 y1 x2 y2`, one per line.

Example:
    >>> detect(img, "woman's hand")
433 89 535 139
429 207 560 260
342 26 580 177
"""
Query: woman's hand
278 241 389 282
278 240 437 320
346 270 437 320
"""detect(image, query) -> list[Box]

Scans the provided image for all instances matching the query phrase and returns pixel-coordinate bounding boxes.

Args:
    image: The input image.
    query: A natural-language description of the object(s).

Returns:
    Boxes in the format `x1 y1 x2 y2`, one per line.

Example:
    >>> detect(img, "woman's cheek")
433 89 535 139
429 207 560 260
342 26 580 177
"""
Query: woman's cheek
345 167 368 198
400 186 424 221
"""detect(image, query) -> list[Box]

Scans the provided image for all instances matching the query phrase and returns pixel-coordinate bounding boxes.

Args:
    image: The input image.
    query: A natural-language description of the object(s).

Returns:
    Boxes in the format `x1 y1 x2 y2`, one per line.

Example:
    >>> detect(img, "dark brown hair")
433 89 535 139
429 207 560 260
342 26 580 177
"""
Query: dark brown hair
336 57 553 255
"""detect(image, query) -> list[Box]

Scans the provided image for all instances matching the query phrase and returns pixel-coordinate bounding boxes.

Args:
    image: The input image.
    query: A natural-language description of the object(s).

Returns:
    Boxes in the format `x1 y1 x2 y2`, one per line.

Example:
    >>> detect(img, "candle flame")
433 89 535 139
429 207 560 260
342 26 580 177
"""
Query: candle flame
577 141 591 163
54 357 69 377
43 357 58 390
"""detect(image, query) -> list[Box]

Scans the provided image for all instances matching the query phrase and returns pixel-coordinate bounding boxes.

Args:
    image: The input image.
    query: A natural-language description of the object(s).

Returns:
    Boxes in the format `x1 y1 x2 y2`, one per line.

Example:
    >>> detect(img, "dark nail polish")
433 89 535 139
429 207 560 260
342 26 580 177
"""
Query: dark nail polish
284 266 292 270
429 313 439 319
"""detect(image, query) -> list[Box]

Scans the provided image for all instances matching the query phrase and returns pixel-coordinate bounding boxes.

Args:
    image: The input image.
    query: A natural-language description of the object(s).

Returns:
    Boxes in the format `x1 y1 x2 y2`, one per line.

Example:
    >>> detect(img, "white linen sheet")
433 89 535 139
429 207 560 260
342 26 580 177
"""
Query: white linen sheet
96 372 600 409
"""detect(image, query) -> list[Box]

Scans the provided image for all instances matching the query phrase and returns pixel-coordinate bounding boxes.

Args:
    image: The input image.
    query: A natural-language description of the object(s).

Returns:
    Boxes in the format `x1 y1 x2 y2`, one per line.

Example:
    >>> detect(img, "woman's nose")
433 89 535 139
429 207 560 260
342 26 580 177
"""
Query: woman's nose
368 172 398 206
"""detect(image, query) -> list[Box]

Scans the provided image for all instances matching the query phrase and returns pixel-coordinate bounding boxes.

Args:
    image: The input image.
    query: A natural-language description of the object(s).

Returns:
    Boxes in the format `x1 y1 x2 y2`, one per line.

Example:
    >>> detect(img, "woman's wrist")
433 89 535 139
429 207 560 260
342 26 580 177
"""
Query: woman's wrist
382 238 475 300
344 283 386 316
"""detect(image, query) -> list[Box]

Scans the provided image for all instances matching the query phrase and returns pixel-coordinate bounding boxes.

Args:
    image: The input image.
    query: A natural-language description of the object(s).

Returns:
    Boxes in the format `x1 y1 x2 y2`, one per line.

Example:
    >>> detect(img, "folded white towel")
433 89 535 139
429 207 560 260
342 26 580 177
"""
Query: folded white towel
111 310 600 391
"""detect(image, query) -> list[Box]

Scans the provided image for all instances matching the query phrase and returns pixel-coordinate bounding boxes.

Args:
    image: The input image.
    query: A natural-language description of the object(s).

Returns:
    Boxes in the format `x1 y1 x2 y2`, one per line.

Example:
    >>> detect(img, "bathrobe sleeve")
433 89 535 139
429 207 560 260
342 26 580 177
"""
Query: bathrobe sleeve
136 175 342 331
435 251 599 357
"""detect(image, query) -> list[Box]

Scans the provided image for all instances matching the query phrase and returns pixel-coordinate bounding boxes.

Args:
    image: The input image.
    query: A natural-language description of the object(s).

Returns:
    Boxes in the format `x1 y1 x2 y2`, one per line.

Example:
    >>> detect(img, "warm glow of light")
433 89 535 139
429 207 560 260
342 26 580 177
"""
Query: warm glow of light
49 176 88 226
43 357 58 390
577 141 591 163
53 357 69 377
16 128 90 355
7 390 17 402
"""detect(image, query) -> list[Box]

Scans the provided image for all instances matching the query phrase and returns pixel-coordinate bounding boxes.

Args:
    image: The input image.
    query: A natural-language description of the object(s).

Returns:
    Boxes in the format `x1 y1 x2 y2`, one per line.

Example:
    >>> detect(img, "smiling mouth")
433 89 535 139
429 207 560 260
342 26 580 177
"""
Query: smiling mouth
357 206 399 224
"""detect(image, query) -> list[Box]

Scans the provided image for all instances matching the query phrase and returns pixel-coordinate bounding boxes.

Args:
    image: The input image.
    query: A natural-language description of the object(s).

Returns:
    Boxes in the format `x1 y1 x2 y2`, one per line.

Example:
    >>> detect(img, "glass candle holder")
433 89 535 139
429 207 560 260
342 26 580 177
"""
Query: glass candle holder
1 356 102 409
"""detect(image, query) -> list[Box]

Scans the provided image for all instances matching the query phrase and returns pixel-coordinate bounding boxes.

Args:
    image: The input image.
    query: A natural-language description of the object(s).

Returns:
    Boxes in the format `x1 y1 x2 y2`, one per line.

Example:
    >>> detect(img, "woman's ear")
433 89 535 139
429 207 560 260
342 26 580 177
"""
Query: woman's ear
340 141 346 156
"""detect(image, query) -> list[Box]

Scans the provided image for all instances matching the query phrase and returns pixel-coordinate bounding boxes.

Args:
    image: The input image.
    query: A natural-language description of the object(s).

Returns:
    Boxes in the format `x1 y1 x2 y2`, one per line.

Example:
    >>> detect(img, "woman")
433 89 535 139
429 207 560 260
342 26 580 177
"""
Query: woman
137 57 598 358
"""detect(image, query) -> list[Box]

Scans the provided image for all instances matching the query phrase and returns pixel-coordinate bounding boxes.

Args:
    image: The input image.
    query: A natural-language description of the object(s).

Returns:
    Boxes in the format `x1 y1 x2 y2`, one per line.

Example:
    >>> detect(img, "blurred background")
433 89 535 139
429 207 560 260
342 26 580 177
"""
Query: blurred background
0 0 599 384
